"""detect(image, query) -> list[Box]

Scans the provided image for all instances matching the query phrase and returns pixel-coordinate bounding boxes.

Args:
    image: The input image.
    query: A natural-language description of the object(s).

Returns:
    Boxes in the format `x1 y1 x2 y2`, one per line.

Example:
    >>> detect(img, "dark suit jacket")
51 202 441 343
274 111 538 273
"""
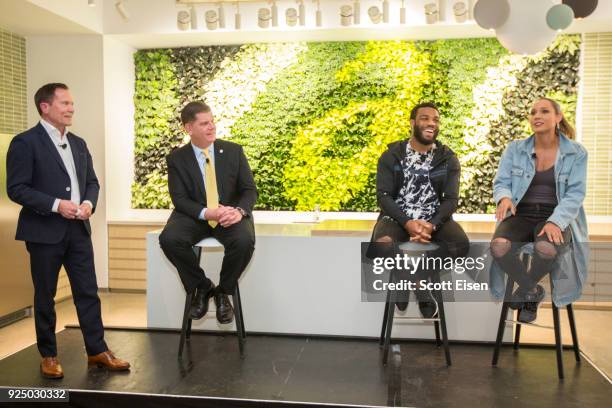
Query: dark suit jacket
166 139 257 221
6 122 99 244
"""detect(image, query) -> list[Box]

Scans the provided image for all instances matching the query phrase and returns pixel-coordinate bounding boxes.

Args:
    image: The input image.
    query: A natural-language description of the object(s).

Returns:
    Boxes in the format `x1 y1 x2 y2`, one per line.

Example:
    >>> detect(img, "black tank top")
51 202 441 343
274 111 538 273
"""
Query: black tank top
521 166 557 205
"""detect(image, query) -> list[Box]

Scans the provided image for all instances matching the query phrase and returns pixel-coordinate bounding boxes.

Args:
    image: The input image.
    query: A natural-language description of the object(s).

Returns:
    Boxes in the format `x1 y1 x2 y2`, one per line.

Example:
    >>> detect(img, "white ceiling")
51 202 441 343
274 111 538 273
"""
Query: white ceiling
0 0 98 35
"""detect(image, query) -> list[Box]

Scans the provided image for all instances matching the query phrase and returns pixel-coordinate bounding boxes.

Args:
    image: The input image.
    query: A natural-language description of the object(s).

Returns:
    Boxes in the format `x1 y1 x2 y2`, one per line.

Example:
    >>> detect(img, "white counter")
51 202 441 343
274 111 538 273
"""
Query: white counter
147 224 511 342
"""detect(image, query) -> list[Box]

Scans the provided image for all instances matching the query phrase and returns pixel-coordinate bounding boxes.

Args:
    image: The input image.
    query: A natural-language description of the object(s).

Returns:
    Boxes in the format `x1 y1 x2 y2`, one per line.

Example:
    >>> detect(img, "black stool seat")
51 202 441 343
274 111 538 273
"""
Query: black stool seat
178 238 246 358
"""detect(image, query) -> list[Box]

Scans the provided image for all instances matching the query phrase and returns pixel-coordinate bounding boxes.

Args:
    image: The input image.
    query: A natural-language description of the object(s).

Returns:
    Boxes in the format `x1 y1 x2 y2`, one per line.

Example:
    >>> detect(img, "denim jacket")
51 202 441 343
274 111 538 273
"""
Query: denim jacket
490 133 589 306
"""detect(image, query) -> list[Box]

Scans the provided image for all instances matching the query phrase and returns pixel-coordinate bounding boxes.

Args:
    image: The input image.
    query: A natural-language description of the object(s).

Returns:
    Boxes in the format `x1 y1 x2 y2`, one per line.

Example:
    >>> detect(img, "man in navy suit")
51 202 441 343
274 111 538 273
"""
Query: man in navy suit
6 83 130 378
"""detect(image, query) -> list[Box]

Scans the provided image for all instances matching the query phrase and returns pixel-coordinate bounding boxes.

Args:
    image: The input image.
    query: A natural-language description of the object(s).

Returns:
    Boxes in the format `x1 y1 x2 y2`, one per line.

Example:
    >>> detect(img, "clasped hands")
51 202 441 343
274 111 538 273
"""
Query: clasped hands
206 205 243 228
58 200 92 220
496 197 564 245
404 219 434 243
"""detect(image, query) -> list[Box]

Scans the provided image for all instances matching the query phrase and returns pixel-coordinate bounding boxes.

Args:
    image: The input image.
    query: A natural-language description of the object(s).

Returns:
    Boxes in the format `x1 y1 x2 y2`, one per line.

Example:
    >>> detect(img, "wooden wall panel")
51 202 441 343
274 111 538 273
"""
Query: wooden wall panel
107 223 162 291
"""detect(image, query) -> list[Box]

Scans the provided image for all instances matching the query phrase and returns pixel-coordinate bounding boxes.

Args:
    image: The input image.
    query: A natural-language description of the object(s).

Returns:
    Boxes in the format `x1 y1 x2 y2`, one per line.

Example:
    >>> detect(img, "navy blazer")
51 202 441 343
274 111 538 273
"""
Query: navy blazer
6 122 99 244
166 139 257 221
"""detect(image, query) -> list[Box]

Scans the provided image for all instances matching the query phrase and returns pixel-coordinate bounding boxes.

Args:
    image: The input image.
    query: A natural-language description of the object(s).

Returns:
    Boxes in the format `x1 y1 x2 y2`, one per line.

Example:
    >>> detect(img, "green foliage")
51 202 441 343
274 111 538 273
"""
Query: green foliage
419 39 508 153
132 50 179 208
204 43 307 138
282 41 430 211
284 101 410 210
230 42 367 210
131 37 581 213
131 170 171 209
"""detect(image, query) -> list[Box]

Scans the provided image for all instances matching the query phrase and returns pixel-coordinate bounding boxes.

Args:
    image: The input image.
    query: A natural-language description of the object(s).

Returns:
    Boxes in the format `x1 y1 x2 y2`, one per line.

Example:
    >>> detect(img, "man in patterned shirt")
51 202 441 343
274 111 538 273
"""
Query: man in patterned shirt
371 102 469 318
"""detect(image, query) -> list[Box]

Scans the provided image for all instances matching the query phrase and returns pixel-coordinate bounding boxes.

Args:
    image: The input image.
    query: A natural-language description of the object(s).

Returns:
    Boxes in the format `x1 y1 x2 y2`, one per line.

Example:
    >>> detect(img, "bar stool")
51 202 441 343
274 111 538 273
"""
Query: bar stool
178 237 246 358
491 244 580 379
380 241 451 366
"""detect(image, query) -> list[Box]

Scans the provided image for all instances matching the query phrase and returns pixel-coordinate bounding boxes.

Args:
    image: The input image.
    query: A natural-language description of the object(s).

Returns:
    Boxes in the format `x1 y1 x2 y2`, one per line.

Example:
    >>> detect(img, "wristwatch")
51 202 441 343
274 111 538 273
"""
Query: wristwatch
236 207 248 218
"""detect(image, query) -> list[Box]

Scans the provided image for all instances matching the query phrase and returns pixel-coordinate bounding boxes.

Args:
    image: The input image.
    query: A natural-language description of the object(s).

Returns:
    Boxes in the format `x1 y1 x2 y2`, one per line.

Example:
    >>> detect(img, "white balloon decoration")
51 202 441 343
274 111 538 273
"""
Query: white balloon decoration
496 0 558 55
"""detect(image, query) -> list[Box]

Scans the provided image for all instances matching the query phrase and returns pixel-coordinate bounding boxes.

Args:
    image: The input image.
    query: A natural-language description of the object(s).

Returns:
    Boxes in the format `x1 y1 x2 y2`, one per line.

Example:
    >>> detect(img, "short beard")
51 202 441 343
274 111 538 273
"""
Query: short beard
412 126 438 146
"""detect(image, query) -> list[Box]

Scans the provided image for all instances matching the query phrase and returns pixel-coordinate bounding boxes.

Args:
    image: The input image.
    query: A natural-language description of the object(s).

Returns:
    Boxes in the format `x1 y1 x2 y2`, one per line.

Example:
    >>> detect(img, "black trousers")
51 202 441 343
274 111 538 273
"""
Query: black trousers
492 204 571 293
159 212 255 294
370 217 470 298
25 220 107 358
372 216 470 259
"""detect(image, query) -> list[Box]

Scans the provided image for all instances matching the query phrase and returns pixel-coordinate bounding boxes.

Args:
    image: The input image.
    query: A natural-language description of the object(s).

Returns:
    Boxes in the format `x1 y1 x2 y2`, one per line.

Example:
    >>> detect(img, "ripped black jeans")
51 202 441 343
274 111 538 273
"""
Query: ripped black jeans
491 203 571 293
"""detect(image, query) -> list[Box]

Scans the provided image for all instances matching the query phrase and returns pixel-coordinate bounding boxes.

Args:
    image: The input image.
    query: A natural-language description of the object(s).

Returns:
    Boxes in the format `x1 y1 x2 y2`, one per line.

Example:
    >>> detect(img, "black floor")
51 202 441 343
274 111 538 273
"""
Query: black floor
0 328 610 408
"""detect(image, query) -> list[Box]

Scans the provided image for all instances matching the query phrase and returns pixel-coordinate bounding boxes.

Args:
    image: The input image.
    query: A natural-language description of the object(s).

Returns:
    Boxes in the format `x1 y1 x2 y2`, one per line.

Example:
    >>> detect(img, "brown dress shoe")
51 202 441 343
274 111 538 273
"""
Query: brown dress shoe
41 357 64 379
87 350 130 371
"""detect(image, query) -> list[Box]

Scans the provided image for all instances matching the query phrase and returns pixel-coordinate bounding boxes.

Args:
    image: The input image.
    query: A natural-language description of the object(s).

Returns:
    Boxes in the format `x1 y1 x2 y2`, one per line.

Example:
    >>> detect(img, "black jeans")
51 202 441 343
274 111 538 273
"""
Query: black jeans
491 203 571 293
371 216 470 298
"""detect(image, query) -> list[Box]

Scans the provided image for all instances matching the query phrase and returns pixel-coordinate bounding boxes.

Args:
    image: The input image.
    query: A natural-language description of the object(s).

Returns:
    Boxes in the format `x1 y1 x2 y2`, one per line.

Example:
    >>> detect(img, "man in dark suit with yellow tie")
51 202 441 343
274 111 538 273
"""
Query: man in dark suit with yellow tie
6 83 130 378
159 102 257 324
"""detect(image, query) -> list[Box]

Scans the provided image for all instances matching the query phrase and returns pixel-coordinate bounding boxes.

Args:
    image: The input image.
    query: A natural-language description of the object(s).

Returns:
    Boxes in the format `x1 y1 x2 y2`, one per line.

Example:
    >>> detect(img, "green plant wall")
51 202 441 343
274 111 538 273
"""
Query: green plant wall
132 36 581 213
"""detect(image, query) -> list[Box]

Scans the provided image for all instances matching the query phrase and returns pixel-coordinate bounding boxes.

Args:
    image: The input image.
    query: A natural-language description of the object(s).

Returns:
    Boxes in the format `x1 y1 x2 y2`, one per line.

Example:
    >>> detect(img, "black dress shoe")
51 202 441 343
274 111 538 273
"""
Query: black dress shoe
190 283 215 320
214 291 234 324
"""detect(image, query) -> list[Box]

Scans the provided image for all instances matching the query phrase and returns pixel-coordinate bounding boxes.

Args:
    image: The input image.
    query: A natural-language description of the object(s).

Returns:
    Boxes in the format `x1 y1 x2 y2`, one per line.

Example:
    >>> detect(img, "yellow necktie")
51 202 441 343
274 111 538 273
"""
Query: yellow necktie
202 149 219 228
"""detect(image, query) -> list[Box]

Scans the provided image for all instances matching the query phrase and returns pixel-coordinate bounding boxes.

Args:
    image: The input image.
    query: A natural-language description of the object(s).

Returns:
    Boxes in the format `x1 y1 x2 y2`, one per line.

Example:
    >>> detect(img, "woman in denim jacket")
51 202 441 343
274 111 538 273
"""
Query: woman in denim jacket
490 98 588 323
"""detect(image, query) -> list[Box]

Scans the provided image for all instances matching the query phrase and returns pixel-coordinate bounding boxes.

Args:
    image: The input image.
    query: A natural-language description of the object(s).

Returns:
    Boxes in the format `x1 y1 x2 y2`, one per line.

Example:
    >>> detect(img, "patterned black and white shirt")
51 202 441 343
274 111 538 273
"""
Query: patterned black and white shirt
394 144 440 221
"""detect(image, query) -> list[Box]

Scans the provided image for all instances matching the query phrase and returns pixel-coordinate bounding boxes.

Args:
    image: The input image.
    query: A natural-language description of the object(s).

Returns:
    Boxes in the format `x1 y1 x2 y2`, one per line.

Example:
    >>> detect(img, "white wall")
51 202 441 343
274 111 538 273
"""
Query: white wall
102 36 136 222
27 34 109 287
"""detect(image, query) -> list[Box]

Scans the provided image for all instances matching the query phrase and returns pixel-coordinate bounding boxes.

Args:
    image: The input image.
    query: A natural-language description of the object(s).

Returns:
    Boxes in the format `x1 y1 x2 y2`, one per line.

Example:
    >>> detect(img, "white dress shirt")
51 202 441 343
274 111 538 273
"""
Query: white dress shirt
40 119 92 213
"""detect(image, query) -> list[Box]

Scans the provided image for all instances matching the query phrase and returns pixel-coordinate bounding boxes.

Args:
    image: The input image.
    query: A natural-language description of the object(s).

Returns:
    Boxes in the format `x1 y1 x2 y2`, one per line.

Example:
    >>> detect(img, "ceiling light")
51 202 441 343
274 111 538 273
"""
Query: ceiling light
177 10 190 31
286 7 298 26
258 7 271 28
382 0 389 23
218 2 225 28
340 5 353 27
424 1 439 24
368 6 382 24
271 1 278 27
453 1 468 23
297 0 306 26
115 1 130 21
235 2 241 29
190 5 198 29
206 9 219 30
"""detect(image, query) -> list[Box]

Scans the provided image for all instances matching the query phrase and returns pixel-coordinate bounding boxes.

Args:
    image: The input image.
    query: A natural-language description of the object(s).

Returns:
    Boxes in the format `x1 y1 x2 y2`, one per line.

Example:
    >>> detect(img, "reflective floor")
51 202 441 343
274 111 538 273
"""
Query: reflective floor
0 292 610 381
0 328 610 407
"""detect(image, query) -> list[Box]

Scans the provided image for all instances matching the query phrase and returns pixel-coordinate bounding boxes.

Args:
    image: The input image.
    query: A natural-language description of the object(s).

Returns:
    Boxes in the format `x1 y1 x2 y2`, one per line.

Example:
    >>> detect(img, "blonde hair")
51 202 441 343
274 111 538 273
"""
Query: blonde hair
537 97 576 140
